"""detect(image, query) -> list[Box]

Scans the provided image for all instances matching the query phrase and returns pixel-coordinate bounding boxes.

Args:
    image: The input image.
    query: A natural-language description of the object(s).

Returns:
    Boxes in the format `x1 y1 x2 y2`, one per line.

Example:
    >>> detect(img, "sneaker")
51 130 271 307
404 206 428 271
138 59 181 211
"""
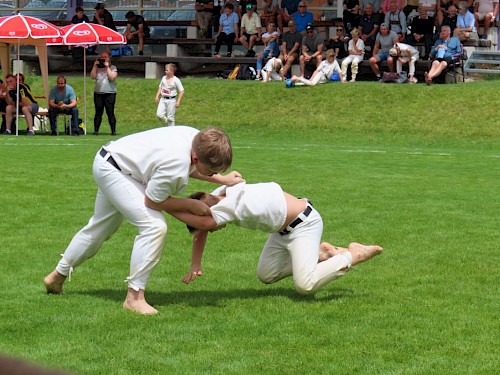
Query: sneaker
26 130 35 136
226 52 232 57
214 53 221 58
254 75 262 81
3 129 11 134
244 50 252 57
138 51 144 56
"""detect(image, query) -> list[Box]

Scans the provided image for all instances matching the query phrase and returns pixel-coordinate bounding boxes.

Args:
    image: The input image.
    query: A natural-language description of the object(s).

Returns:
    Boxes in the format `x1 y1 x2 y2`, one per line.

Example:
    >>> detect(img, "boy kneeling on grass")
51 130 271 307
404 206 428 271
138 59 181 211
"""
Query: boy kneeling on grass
162 181 383 293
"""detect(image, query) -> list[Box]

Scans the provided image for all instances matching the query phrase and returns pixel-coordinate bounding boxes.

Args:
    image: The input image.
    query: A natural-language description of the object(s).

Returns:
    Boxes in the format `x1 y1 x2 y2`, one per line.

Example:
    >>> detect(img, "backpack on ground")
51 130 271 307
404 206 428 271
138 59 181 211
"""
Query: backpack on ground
236 64 256 80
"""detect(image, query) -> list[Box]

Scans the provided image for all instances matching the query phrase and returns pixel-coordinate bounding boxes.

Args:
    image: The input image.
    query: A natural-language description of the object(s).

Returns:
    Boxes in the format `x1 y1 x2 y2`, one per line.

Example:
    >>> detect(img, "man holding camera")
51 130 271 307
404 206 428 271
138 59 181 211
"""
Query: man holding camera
90 51 118 135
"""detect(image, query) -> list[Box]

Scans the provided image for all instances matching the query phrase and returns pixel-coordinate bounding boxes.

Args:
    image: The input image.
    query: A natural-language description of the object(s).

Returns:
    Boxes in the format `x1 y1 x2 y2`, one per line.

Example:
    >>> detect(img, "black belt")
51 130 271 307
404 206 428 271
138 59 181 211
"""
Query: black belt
279 201 313 236
100 148 121 171
163 96 176 99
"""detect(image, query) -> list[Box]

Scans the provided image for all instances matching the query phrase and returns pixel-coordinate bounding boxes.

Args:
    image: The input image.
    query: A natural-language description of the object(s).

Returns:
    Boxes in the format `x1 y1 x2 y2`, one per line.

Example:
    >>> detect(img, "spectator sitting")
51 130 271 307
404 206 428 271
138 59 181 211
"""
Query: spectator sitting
260 0 279 27
424 24 461 85
385 0 407 33
214 3 239 57
369 23 398 80
455 1 479 42
293 2 314 34
343 0 361 32
290 49 344 85
278 0 300 35
382 0 404 13
437 0 459 26
474 0 498 39
261 57 283 82
418 0 438 18
195 0 215 38
0 80 7 133
3 74 39 135
93 3 116 31
256 22 280 80
362 0 383 14
410 8 435 58
124 11 150 56
404 0 421 16
240 4 262 57
48 75 80 136
299 24 324 78
341 28 365 82
440 4 459 34
358 4 380 53
389 43 420 83
65 6 90 55
277 19 302 80
326 24 350 59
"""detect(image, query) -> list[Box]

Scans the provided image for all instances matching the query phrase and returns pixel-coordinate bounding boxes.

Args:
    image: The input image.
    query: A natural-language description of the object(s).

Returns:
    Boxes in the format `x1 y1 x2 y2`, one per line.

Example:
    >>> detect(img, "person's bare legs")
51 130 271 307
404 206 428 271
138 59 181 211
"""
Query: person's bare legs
426 60 447 85
348 242 383 266
319 242 348 262
44 270 67 294
123 288 158 315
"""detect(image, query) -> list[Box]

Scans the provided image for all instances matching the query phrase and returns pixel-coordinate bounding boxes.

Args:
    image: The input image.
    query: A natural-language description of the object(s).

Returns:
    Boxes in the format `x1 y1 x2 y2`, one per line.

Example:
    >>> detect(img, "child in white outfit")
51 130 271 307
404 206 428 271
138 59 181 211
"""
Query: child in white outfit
261 57 283 82
290 49 343 86
166 181 383 295
155 63 185 126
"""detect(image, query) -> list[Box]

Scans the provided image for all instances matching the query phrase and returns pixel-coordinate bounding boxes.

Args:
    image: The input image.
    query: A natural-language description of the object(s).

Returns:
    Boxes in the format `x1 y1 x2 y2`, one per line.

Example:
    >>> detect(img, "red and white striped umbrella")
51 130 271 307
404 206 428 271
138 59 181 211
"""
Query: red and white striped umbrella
47 21 126 46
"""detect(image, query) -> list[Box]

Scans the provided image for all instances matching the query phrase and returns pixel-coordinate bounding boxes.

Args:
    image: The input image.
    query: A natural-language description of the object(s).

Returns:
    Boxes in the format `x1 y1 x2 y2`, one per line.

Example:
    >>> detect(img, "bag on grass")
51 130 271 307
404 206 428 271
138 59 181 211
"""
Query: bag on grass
380 71 399 83
329 71 341 81
236 64 256 80
395 72 408 84
227 65 240 80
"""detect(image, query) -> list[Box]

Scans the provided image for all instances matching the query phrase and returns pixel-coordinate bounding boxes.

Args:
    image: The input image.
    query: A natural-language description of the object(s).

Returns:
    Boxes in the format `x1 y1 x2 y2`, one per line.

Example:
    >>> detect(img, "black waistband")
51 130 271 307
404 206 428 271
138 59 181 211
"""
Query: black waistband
163 96 176 99
279 201 313 236
100 148 121 171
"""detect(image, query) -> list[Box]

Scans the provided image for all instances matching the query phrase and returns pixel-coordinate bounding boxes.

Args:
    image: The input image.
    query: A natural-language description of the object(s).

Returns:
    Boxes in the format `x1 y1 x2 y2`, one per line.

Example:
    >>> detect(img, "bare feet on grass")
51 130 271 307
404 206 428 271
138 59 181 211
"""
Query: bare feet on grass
349 242 383 266
44 271 67 294
123 288 158 315
319 242 348 262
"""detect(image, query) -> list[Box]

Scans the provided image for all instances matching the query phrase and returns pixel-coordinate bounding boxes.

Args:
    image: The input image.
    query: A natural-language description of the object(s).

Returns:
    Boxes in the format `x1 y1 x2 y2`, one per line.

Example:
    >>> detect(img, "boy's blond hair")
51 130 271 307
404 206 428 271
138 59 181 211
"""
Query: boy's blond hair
192 127 232 173
325 49 336 59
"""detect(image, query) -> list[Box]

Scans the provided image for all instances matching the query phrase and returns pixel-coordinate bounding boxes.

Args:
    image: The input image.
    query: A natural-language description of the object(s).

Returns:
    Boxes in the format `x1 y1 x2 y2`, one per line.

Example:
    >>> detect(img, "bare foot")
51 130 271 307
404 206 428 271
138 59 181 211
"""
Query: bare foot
44 270 66 294
319 242 348 262
349 78 356 83
123 289 158 315
424 72 431 86
349 242 383 266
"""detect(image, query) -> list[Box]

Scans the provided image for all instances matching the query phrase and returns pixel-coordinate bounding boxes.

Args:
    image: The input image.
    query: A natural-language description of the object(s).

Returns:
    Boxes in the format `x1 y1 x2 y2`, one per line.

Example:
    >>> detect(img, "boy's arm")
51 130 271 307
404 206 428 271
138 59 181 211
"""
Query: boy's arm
145 196 211 216
182 230 209 284
169 210 218 231
190 170 243 186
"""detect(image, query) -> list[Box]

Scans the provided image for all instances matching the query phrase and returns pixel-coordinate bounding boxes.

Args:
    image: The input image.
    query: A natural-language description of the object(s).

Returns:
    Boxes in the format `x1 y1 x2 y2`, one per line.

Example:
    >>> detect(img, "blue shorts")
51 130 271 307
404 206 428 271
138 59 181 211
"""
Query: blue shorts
376 52 390 61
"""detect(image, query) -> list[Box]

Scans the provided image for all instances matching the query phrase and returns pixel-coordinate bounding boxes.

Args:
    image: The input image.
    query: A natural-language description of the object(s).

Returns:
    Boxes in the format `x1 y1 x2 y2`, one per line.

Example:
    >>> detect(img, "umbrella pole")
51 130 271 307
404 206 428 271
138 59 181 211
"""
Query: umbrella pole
84 47 87 135
15 40 20 136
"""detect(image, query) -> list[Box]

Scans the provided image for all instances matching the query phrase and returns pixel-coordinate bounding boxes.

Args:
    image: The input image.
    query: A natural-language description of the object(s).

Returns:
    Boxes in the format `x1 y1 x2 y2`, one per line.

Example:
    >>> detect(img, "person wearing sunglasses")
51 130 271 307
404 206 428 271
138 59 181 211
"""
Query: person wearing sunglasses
325 25 350 59
292 2 314 33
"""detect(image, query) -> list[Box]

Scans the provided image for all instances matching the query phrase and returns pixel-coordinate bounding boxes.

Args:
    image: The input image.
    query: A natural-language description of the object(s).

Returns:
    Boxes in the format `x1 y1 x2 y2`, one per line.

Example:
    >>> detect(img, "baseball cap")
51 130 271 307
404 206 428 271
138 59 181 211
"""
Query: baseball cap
306 24 314 31
95 3 105 10
246 4 254 9
389 47 398 56
288 20 296 26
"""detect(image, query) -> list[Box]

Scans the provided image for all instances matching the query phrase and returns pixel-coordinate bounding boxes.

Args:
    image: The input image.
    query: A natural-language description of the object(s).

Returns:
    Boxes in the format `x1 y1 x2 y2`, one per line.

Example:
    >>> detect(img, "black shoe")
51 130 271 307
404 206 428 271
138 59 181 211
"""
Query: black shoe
93 131 99 135
50 130 57 136
249 50 256 57
72 131 80 136
3 130 11 135
138 51 143 56
244 50 251 57
111 132 116 136
26 130 35 136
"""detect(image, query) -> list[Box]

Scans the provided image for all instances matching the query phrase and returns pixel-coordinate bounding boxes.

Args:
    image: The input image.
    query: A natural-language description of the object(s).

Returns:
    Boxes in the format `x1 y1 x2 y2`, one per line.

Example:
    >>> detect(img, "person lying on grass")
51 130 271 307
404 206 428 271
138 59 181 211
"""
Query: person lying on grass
154 181 383 293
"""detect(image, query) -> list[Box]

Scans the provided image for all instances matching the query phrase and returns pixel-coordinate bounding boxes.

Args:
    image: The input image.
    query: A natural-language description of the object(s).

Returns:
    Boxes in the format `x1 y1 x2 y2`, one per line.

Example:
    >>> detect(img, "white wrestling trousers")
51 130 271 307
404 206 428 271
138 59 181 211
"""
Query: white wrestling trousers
299 72 328 86
156 97 176 126
55 153 168 291
396 54 419 76
256 209 352 295
262 70 282 82
341 55 363 77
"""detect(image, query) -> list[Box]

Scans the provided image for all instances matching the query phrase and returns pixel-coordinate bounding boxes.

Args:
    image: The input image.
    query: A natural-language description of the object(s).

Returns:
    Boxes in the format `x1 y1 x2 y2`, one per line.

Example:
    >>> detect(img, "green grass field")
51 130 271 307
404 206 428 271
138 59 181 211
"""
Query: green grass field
0 76 498 374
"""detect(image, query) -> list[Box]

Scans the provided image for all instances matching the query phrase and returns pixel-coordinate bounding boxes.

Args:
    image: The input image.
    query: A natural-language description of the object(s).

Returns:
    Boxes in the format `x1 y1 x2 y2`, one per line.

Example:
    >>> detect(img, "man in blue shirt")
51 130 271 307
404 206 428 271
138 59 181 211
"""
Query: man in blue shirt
278 0 301 35
424 25 462 85
293 2 314 34
48 76 79 136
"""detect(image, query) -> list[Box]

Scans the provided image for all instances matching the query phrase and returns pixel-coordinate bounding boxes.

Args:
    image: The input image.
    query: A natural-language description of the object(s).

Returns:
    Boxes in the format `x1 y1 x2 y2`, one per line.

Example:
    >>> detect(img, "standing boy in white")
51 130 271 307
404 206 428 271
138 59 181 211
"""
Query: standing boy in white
44 126 243 315
155 64 185 126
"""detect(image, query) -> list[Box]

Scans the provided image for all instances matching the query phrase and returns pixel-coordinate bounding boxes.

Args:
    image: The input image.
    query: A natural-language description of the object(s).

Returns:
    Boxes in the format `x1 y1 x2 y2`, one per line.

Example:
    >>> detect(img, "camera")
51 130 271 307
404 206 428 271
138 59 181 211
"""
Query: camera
97 58 105 68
